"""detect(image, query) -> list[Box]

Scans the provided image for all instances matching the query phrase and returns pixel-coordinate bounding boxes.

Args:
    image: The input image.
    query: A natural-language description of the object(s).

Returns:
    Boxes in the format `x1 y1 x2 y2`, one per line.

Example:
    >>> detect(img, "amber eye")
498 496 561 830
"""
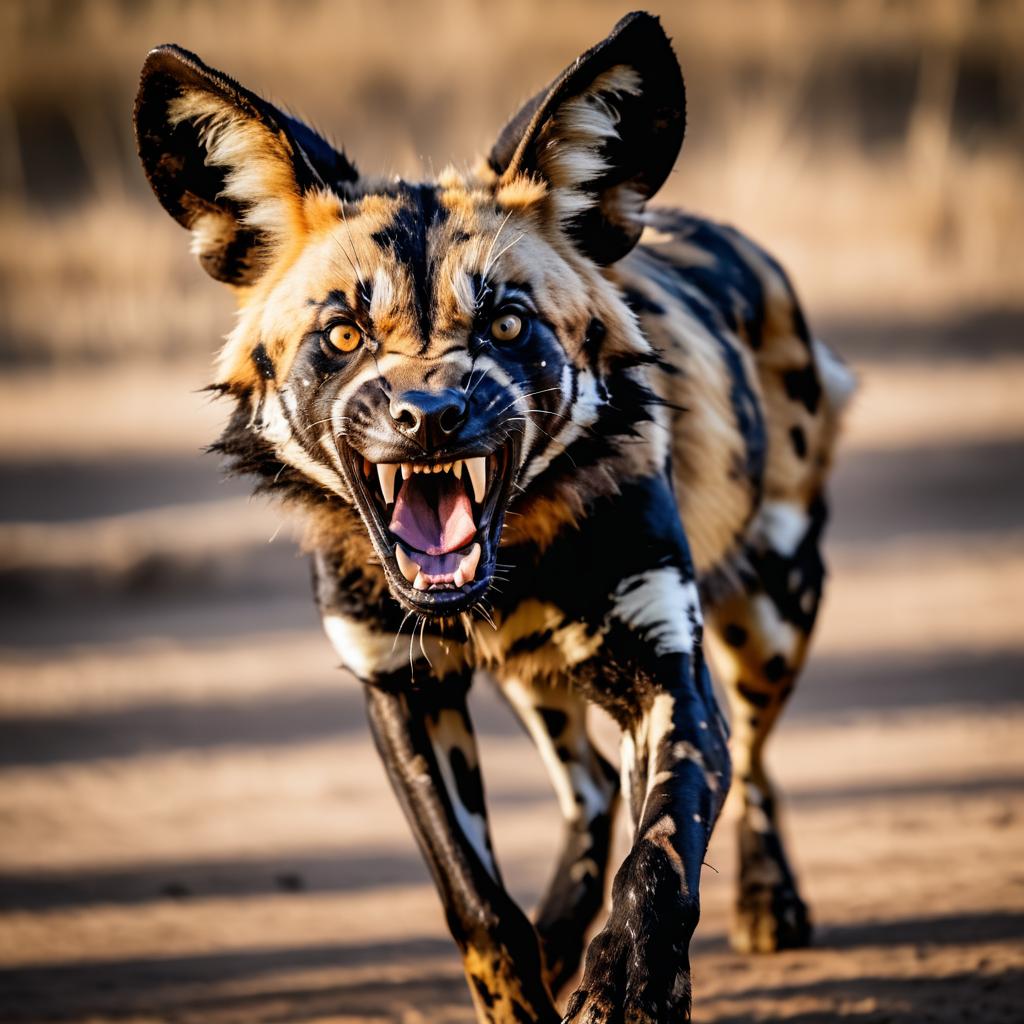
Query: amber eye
324 322 363 354
490 312 523 344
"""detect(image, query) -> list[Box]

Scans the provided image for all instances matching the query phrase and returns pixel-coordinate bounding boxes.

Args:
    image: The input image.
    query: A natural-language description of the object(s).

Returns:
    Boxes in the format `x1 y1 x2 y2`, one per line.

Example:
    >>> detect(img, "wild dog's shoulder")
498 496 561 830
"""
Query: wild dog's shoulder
470 474 703 695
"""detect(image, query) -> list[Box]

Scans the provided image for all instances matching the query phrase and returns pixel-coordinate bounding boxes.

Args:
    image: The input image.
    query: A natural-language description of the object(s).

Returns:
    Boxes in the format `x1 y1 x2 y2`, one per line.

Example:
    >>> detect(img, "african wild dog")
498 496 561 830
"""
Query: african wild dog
134 11 853 1021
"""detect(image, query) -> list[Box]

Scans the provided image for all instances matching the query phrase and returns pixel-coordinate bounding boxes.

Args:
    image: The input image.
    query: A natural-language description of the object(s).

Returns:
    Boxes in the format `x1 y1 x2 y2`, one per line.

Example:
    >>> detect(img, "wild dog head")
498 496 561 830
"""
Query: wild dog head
134 11 685 618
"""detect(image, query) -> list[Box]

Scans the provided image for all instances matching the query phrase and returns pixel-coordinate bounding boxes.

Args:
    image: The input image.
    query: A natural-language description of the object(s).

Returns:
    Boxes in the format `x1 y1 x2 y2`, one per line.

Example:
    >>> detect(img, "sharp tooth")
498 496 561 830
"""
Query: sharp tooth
466 457 486 503
395 545 420 584
376 463 398 504
413 572 428 591
363 458 372 478
452 460 463 479
402 463 413 479
443 462 451 473
454 542 482 587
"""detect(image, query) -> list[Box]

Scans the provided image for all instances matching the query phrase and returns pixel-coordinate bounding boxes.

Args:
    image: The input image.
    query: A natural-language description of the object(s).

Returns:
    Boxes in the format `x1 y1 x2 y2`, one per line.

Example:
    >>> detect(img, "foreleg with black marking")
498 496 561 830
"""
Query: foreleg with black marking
498 676 619 993
565 657 730 1023
364 675 559 1024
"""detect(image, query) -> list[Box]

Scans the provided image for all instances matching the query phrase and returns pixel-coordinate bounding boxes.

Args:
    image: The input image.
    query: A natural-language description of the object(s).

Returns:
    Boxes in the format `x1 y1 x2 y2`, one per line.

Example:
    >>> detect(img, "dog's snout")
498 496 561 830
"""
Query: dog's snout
389 388 468 448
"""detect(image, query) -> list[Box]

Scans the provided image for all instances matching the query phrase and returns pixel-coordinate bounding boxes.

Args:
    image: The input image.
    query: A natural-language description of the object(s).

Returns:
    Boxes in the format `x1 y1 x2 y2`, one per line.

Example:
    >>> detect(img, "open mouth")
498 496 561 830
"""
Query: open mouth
342 443 516 613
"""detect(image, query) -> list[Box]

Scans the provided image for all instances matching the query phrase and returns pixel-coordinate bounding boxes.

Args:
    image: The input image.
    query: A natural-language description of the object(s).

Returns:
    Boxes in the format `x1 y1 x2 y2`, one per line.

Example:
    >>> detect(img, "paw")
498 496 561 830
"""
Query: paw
562 982 618 1024
731 883 812 953
562 929 692 1024
563 985 678 1024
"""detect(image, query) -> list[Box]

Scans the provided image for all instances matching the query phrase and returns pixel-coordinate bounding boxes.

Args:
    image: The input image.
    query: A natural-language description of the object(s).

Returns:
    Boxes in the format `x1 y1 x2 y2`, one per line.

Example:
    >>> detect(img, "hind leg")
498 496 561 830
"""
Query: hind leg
706 494 828 953
497 676 619 994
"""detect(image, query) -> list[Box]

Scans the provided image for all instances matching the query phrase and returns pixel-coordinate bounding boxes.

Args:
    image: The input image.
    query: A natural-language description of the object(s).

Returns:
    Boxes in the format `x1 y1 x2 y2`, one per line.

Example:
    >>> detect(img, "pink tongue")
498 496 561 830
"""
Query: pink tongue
389 474 476 555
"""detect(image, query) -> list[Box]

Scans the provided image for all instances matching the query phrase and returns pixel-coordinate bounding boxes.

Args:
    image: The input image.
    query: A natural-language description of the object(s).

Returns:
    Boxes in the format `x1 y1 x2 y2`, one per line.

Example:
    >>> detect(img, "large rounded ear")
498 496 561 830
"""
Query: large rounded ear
488 12 685 265
133 44 358 285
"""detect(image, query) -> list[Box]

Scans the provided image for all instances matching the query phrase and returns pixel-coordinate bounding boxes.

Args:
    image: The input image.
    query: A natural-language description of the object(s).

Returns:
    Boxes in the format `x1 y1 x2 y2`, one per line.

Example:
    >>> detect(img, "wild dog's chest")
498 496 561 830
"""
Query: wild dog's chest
319 475 702 687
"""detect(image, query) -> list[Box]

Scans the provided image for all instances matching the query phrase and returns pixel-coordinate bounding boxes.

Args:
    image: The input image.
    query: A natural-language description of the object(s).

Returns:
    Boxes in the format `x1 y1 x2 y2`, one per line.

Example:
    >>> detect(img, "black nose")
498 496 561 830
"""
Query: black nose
389 388 468 448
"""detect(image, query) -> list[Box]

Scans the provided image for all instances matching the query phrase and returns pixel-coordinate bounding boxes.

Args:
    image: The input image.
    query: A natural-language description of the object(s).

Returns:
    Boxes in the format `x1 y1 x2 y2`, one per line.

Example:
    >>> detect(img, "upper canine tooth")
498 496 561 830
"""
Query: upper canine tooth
466 457 486 503
394 544 420 584
401 463 413 479
376 463 398 505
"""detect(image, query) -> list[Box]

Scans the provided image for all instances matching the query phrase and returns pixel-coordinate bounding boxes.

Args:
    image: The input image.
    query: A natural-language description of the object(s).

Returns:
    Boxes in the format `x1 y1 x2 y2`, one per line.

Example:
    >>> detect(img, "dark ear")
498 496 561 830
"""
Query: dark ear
488 11 684 265
133 44 357 285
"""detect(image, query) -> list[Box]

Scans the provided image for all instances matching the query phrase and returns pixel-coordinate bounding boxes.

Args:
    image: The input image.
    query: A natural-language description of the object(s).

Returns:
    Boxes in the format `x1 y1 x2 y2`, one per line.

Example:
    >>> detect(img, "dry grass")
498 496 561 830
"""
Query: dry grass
0 0 1022 365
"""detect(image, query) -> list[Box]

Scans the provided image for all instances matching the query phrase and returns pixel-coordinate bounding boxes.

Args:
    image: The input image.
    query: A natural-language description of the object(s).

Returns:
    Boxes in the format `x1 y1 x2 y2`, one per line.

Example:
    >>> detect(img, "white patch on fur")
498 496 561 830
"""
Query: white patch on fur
428 709 498 879
259 390 349 497
620 729 638 826
540 64 642 226
518 366 602 487
751 593 798 659
611 567 703 657
755 500 809 558
168 89 298 242
322 613 412 680
450 267 477 319
631 692 678 826
369 268 396 322
812 336 857 412
188 211 237 259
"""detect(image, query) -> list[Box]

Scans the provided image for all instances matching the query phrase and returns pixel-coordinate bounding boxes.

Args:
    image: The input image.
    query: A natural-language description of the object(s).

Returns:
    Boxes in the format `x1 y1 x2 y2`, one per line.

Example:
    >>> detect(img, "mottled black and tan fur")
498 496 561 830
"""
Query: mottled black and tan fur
134 12 853 1021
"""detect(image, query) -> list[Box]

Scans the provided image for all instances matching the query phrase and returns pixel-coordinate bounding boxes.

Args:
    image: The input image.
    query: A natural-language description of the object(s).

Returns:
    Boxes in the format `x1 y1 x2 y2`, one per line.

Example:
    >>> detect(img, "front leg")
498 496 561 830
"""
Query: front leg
497 676 620 994
364 674 560 1024
567 583 731 1021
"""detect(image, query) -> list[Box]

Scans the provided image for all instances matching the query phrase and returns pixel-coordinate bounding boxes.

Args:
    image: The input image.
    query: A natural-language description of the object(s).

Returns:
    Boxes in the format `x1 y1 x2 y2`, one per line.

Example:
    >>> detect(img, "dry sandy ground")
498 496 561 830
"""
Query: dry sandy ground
0 345 1022 1022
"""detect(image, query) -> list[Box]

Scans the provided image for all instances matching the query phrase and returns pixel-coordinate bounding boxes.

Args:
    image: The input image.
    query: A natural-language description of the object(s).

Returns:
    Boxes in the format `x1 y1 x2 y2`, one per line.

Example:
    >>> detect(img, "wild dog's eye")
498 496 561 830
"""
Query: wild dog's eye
323 321 363 355
490 312 523 344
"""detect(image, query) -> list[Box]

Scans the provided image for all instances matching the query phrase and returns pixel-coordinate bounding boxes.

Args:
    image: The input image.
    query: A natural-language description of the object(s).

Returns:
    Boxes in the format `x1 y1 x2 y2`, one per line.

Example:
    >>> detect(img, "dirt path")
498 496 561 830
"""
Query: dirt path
1 353 1022 1022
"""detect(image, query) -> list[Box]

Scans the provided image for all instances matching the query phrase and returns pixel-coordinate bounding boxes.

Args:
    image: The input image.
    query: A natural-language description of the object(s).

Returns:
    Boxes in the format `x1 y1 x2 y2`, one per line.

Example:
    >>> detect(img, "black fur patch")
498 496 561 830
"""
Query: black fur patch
538 707 569 738
737 684 771 709
251 342 276 380
371 184 448 346
782 365 822 415
723 623 748 648
789 424 808 458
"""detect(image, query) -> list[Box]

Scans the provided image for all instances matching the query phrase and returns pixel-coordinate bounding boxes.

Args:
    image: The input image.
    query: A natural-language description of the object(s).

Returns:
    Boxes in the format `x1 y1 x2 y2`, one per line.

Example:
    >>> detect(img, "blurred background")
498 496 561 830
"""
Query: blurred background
0 1 1022 1020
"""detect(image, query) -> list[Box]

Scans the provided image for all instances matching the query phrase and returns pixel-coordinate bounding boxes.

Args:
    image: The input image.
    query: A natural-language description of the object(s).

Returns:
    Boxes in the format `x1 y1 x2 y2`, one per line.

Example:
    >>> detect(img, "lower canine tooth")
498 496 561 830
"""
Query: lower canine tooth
395 545 420 584
455 542 481 587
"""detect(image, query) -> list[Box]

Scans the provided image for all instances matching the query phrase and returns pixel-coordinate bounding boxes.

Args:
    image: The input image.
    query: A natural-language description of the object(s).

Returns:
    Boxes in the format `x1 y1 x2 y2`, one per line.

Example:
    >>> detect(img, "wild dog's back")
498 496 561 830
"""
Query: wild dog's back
616 210 855 582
